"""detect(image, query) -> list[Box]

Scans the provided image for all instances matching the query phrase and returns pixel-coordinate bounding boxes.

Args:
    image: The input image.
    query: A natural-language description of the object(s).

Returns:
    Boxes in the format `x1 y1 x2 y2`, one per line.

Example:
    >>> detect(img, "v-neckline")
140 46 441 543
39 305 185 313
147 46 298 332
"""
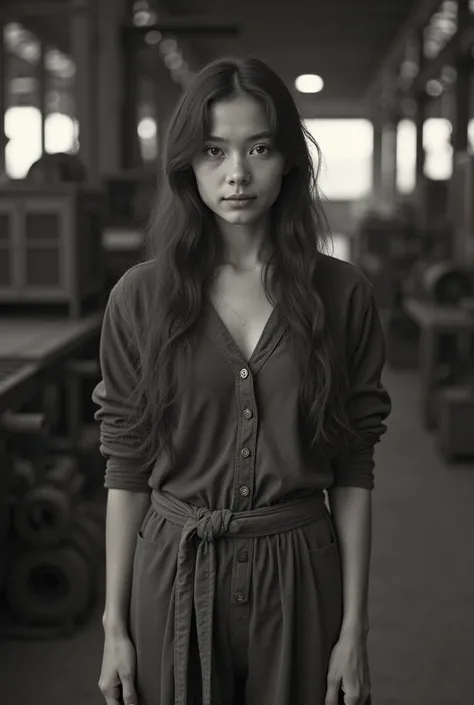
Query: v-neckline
207 300 278 365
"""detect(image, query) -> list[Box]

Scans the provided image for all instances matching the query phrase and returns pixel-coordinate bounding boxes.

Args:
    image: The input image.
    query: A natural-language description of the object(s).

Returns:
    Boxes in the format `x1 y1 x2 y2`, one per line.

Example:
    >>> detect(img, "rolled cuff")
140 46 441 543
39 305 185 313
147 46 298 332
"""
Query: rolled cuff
331 428 386 490
331 447 375 490
104 458 152 492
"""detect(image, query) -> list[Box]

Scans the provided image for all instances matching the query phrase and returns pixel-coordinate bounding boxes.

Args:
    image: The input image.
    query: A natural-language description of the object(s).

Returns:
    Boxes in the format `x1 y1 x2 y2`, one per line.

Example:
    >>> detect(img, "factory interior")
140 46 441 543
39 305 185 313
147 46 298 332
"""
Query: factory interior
1 1 474 704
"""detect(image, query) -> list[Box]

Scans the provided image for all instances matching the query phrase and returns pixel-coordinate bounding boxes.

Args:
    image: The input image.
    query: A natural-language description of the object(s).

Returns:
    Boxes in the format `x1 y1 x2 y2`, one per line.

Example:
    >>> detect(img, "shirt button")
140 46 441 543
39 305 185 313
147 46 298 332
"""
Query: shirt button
238 550 248 563
240 368 249 379
239 485 250 496
241 447 251 458
243 408 253 419
234 591 245 603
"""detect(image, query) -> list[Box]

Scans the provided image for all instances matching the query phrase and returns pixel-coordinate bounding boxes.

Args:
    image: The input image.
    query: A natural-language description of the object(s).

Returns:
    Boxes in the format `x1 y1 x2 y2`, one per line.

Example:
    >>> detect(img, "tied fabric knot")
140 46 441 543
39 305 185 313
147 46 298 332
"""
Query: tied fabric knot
193 507 233 542
175 506 233 705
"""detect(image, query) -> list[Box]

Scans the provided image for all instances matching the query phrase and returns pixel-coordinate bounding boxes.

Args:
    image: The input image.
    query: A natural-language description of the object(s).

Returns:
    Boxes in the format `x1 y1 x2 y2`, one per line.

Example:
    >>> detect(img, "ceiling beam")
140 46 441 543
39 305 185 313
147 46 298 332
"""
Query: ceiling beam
0 2 77 18
124 16 240 35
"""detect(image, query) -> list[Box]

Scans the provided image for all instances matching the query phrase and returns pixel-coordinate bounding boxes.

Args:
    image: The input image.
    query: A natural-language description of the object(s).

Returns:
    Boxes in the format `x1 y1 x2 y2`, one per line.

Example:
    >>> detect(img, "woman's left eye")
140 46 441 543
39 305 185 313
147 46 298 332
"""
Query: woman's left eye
252 145 270 155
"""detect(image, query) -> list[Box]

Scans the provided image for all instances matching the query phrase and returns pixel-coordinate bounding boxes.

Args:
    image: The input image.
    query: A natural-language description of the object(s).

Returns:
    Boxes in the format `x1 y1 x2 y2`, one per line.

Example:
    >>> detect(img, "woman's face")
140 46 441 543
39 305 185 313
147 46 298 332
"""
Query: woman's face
191 93 288 228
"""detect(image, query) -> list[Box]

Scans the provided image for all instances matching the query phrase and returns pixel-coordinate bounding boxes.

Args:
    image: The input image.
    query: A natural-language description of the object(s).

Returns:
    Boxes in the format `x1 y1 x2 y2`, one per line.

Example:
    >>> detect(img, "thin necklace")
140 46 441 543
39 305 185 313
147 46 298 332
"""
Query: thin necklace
211 265 248 326
211 261 275 328
219 299 247 326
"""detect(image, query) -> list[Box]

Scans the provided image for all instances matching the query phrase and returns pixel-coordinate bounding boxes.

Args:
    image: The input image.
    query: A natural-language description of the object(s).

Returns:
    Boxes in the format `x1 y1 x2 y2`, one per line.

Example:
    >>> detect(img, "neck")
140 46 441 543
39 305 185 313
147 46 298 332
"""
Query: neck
217 218 273 271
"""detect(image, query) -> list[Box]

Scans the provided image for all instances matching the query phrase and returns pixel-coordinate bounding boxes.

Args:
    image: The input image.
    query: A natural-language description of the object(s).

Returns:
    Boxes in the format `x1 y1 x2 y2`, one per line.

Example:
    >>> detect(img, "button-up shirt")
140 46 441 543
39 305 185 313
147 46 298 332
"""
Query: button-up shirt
92 254 391 504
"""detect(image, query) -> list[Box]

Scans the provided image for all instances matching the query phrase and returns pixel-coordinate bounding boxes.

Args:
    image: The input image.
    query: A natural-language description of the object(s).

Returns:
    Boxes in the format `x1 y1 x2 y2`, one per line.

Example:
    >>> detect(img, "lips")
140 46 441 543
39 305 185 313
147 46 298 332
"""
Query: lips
224 196 255 201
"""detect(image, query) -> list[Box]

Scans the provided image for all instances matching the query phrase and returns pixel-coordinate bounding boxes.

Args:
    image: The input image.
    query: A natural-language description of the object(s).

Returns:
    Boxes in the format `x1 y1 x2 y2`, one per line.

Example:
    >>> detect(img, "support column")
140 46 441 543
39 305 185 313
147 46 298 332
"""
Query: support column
380 117 398 211
452 57 470 155
38 41 46 155
371 112 383 204
153 55 183 155
120 29 183 169
415 95 426 185
450 54 474 264
121 25 141 169
71 0 99 182
0 20 6 180
97 0 127 174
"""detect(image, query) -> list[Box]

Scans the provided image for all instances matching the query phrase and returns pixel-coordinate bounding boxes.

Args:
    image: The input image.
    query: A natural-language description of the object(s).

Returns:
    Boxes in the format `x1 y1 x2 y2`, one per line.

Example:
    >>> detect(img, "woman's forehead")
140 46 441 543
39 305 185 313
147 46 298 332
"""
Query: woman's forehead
205 96 271 139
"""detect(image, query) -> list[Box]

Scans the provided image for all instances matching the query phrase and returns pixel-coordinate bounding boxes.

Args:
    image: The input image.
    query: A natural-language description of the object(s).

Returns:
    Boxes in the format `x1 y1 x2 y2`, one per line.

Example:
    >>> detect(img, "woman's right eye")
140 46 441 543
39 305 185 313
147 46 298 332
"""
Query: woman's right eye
204 146 222 157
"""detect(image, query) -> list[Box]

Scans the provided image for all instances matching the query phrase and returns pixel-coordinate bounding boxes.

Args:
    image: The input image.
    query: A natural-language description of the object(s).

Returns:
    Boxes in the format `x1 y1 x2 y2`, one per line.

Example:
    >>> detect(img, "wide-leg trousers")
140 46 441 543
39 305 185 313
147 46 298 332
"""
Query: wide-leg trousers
128 495 362 705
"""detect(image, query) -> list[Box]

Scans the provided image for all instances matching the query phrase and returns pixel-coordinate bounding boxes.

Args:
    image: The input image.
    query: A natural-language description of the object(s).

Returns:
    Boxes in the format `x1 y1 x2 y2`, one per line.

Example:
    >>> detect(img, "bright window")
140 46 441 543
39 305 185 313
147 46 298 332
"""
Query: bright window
397 119 416 194
468 119 474 153
303 119 373 200
5 107 78 178
423 118 453 180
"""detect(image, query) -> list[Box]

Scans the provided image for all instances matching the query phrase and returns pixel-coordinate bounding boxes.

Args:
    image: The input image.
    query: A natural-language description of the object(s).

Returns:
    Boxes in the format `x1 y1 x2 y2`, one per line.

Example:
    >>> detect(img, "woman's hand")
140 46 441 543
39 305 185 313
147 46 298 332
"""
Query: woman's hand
324 627 371 705
98 630 139 705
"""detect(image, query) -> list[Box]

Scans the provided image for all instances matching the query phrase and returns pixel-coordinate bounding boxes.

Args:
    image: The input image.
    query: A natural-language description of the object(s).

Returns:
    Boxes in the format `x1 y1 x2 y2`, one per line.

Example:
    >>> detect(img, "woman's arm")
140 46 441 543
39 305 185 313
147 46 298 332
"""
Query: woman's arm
102 489 151 635
92 275 156 704
91 276 155 633
327 276 391 635
327 486 371 636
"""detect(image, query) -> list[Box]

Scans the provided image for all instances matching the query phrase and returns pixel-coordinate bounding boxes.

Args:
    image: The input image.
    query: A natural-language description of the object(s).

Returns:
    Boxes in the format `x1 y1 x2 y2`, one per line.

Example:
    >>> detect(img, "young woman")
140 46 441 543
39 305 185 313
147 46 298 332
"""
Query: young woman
93 55 391 705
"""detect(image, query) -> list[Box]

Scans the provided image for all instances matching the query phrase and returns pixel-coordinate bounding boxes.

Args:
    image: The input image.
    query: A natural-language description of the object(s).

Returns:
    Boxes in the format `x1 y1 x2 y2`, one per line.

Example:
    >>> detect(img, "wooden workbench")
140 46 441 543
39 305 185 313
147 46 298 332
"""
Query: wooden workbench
0 312 103 362
403 298 474 429
0 311 104 412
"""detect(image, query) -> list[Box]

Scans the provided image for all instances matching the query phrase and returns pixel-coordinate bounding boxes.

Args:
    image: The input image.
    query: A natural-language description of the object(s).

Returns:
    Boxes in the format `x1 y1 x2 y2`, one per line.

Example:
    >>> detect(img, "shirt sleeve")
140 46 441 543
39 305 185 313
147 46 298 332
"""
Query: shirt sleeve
91 279 152 492
331 279 392 490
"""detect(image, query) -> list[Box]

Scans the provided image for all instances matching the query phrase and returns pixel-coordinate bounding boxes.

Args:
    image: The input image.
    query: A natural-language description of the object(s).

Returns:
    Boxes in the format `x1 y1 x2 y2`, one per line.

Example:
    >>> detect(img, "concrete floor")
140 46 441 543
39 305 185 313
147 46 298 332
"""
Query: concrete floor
1 366 474 705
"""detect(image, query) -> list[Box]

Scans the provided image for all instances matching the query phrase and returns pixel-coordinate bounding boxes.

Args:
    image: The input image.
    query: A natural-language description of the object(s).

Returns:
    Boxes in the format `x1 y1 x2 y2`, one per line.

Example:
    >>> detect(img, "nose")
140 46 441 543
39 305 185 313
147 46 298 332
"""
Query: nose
226 154 250 185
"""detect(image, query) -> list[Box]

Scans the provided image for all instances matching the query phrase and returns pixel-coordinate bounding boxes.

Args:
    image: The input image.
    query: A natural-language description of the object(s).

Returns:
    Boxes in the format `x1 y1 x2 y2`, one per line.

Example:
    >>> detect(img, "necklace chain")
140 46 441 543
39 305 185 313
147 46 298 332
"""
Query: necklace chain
219 299 247 326
212 262 275 328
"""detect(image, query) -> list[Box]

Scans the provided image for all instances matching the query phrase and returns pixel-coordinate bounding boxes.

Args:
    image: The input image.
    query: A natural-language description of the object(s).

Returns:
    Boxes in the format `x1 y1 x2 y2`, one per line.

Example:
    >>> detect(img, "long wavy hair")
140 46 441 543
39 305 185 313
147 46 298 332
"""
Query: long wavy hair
123 55 354 471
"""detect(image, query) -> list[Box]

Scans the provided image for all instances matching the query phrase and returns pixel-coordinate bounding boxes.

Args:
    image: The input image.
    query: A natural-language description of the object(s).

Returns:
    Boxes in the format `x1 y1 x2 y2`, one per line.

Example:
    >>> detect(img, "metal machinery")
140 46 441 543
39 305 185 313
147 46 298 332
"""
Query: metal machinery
0 149 108 634
403 259 474 304
0 410 105 637
0 314 107 637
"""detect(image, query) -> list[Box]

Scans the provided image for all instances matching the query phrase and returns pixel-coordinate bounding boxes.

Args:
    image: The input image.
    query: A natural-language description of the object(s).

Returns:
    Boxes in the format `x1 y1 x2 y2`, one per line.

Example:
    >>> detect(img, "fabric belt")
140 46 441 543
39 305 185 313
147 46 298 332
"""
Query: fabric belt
150 489 327 705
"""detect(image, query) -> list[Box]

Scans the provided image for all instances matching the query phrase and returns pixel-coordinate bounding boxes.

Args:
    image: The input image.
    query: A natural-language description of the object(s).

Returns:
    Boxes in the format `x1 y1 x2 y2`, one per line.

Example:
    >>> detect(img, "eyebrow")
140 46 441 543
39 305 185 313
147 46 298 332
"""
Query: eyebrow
204 131 274 142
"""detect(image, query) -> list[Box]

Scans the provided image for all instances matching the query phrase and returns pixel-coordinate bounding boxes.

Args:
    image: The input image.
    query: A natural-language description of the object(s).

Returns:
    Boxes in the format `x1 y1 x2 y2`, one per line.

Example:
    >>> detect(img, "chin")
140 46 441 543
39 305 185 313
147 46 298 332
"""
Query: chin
219 203 260 217
222 212 257 224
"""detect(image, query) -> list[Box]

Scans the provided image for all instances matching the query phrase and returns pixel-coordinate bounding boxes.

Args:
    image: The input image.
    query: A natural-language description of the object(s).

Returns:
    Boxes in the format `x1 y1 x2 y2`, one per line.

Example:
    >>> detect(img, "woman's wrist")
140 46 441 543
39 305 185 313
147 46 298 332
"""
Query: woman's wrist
102 612 129 636
340 618 370 639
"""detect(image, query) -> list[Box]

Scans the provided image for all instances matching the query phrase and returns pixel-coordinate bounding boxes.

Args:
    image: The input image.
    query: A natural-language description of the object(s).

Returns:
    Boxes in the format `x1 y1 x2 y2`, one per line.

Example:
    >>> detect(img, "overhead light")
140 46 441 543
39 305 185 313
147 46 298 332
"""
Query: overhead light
145 30 161 45
164 52 183 71
295 74 324 94
159 38 178 55
400 60 419 79
133 10 157 27
10 77 36 94
137 118 157 140
426 79 443 97
45 50 76 79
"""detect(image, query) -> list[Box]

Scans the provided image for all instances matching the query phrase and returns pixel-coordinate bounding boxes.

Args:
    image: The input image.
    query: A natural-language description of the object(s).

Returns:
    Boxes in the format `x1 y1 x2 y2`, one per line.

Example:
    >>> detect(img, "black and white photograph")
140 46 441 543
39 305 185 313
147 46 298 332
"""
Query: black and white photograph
0 2 473 705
